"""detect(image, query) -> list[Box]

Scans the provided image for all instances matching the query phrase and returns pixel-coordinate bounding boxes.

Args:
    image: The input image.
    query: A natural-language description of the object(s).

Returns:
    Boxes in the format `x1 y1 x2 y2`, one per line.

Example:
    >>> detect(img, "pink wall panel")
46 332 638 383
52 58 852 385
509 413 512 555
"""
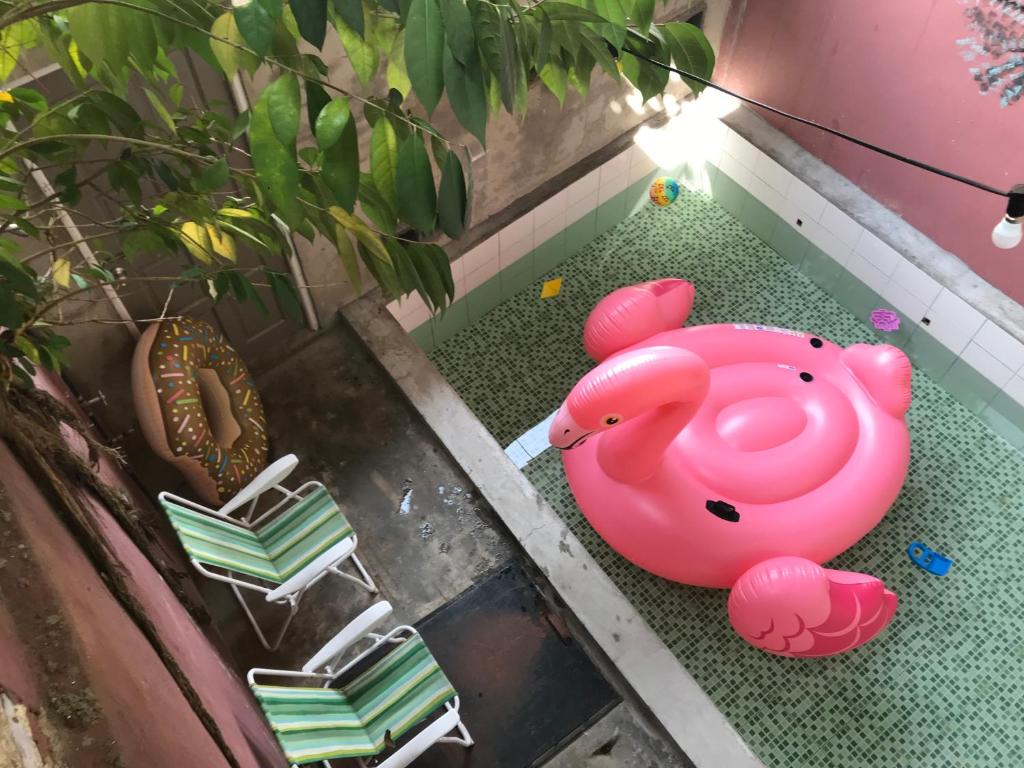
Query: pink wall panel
720 0 1024 304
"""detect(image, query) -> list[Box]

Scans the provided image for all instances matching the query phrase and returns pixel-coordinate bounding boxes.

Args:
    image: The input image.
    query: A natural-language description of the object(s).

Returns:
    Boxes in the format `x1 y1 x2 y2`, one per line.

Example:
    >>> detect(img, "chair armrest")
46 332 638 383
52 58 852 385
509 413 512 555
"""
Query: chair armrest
265 537 356 602
219 454 300 518
158 491 252 529
302 601 394 673
246 667 332 686
375 709 462 768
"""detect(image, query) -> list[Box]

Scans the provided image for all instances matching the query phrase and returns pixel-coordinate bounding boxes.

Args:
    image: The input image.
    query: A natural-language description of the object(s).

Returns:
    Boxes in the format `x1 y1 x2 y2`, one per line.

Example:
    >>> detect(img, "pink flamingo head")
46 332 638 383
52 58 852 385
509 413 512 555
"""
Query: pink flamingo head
549 346 710 450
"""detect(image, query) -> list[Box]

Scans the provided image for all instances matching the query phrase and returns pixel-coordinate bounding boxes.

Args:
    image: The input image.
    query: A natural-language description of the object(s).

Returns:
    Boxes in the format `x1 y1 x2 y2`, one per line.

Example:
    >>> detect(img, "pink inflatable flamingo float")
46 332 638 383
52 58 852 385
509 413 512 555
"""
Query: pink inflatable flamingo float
549 279 911 657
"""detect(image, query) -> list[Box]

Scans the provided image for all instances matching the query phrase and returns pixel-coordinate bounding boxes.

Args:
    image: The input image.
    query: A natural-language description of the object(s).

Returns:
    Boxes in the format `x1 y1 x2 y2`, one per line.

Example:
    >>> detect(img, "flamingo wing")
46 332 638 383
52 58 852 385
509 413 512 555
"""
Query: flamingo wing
727 556 898 657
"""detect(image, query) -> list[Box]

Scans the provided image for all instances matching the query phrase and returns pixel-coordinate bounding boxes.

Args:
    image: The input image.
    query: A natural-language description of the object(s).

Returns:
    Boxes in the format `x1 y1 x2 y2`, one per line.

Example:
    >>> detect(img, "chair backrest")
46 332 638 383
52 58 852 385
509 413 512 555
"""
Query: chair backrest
161 497 281 582
257 486 354 581
218 454 300 517
344 634 457 748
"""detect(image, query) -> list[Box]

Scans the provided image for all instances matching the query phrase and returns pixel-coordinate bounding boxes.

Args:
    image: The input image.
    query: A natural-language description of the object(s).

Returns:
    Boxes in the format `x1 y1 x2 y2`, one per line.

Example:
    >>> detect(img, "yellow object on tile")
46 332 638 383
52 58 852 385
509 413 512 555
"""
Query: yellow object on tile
540 278 563 299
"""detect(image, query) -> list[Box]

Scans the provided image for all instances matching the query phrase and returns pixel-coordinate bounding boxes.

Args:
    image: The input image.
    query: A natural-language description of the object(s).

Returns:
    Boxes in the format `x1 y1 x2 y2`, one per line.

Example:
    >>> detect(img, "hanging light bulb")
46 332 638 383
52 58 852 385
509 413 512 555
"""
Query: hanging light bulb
992 184 1024 249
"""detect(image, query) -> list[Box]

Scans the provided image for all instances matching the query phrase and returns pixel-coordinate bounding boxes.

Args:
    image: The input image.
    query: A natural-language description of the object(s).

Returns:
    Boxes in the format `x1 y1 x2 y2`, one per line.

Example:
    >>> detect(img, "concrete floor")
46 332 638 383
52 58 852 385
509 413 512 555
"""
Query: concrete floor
201 317 687 766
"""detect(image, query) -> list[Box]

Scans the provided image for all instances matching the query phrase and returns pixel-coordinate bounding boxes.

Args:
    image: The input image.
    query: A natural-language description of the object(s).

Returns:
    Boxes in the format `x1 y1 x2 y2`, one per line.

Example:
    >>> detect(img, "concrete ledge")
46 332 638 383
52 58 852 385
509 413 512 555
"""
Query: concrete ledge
341 297 763 768
723 107 1024 344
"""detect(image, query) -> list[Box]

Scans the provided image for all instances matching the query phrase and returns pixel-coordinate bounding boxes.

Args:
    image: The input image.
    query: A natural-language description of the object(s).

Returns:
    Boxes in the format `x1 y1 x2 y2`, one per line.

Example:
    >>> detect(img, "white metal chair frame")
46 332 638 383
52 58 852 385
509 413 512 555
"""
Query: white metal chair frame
159 455 377 651
249 602 473 768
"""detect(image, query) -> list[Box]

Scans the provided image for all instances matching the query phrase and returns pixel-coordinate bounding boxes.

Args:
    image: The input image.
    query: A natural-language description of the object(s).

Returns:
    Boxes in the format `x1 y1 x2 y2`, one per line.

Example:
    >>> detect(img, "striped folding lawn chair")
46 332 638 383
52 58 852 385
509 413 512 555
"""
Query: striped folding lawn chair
158 454 377 651
248 601 473 768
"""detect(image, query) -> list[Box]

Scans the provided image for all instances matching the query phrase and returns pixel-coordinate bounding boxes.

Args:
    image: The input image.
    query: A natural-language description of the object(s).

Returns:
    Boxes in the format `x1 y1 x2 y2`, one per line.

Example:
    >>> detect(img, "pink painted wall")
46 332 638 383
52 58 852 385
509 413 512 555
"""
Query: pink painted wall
719 0 1024 305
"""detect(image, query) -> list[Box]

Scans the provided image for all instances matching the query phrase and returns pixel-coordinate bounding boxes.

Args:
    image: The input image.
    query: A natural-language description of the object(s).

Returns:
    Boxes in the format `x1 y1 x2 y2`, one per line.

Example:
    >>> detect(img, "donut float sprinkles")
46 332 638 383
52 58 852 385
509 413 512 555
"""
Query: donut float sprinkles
147 317 268 501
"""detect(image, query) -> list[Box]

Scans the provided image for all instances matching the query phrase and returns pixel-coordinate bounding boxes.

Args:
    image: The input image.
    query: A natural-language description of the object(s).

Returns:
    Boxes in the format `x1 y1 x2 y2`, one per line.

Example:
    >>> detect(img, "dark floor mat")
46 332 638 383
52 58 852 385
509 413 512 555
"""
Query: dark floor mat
410 562 620 768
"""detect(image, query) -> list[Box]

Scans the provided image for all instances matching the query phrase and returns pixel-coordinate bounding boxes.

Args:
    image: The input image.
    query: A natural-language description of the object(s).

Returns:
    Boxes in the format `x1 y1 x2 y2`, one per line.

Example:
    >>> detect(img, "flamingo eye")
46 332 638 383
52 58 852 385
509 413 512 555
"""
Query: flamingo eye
602 414 621 426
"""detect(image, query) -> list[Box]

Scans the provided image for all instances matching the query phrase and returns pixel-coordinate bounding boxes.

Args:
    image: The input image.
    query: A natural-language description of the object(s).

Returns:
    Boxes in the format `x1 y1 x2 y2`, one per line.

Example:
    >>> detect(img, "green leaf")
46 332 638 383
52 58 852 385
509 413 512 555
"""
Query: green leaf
357 173 397 233
396 134 436 232
329 206 390 265
14 335 40 365
0 259 37 298
620 34 670 102
67 4 129 73
568 60 592 99
305 80 330 128
370 118 398 213
314 98 351 148
631 0 655 36
266 270 304 322
537 2 608 23
291 0 328 49
264 73 300 146
407 241 448 308
0 194 27 211
387 29 412 97
442 46 487 146
420 241 454 302
122 229 165 260
197 158 230 191
333 226 362 292
404 0 445 114
496 10 523 113
233 0 281 56
250 89 303 228
144 88 176 132
586 0 627 50
437 151 467 238
660 21 716 93
0 284 24 328
535 9 552 69
0 21 38 82
123 3 158 72
579 28 620 81
337 18 379 85
539 61 567 105
86 92 142 137
210 12 261 77
322 115 359 211
439 0 475 66
470 0 502 74
332 0 365 37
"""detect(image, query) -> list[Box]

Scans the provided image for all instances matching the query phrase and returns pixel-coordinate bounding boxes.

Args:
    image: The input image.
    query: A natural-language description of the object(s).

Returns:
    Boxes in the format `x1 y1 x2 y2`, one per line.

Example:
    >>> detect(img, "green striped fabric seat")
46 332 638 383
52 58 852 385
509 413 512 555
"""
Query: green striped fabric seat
252 634 457 764
161 486 354 584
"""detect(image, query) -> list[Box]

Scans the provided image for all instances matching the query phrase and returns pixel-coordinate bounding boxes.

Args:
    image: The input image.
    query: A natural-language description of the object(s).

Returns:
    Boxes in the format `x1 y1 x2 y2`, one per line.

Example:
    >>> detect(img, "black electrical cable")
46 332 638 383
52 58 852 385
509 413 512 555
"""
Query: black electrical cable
620 44 1016 201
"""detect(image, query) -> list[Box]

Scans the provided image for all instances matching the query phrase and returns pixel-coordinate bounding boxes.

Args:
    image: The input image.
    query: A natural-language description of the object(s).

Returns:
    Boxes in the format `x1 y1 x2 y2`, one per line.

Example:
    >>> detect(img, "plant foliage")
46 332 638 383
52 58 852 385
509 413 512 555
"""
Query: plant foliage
0 0 714 389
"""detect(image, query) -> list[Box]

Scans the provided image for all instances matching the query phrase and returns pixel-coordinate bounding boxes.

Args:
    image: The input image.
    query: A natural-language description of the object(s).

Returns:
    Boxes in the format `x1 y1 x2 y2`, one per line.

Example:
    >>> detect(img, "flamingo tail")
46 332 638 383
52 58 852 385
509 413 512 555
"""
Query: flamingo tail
727 556 898 658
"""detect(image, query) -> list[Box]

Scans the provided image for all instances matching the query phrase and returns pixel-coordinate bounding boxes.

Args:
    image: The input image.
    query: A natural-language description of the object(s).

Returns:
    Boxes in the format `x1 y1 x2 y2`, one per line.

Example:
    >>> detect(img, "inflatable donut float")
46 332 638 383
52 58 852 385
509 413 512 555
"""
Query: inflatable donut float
131 316 268 505
550 279 911 656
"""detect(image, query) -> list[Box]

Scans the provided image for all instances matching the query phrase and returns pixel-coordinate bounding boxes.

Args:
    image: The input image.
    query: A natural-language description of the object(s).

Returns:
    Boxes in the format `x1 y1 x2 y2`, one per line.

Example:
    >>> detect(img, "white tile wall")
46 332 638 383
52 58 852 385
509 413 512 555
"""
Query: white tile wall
881 280 929 323
820 203 865 249
844 251 890 294
751 153 794 196
787 178 828 220
567 190 599 225
973 321 1024 373
923 289 986 355
1005 375 1024 407
853 230 901 275
961 342 1015 388
890 260 943 306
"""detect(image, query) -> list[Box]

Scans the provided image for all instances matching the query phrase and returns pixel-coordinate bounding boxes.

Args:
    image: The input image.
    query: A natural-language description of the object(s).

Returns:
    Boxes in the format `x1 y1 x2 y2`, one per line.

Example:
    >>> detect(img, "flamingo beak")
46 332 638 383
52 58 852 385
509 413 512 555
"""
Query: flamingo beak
549 405 592 450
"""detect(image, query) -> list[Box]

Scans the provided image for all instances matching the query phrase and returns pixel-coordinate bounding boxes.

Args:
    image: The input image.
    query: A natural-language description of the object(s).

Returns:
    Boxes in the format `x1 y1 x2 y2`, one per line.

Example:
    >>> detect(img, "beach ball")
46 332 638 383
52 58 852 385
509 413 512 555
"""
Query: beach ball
649 177 680 207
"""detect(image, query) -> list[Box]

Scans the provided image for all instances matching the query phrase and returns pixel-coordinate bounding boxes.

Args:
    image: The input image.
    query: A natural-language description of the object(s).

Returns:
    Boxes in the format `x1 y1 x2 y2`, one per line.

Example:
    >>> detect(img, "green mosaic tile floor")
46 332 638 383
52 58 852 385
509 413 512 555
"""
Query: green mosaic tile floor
429 192 1024 768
